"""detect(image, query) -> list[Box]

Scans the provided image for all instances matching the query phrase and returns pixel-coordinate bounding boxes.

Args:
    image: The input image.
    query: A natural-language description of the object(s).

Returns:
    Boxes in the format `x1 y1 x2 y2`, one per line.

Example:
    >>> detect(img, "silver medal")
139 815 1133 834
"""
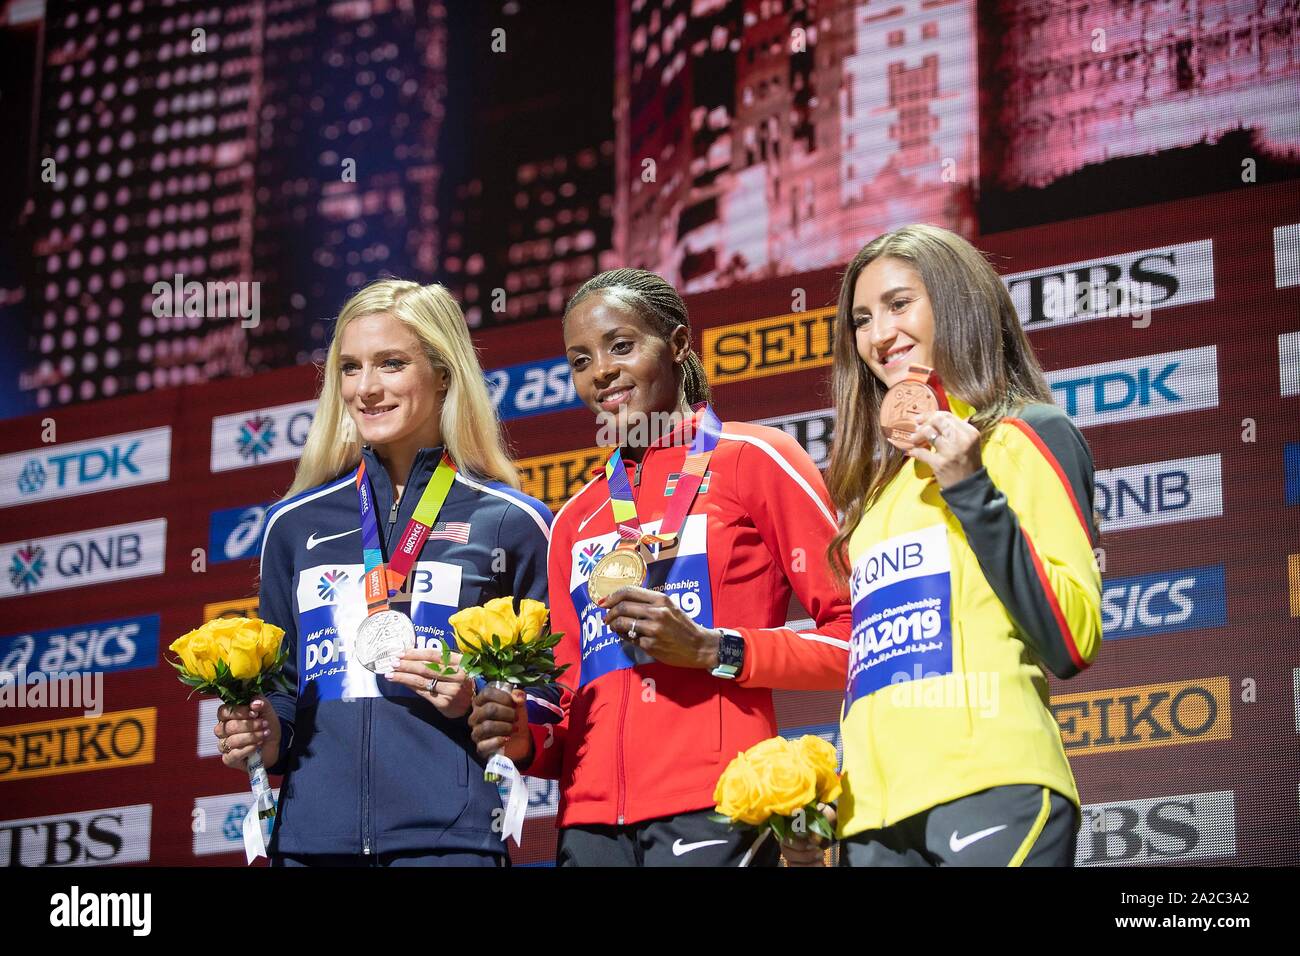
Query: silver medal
355 609 416 673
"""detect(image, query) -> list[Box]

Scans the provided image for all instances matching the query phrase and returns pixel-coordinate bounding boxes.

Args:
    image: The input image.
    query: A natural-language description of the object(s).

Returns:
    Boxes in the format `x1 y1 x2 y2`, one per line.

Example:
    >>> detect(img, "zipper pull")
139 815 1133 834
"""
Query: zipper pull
388 499 399 528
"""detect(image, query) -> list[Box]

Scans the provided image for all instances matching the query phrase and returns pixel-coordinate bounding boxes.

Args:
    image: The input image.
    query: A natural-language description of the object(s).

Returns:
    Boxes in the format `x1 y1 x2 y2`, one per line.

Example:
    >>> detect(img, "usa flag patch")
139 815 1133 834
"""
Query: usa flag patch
428 521 471 543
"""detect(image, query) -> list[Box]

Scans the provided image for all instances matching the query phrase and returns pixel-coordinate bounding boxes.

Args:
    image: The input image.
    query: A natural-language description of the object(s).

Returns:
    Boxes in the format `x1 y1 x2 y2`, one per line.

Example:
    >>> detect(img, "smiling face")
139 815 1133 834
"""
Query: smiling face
564 293 690 431
851 256 937 388
338 311 448 455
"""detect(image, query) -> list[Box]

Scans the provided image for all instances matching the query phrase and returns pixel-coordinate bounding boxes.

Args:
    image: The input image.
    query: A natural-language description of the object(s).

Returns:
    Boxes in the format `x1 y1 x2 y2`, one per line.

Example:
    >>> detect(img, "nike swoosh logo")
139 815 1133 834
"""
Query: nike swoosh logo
306 528 360 550
672 838 728 857
949 824 1008 853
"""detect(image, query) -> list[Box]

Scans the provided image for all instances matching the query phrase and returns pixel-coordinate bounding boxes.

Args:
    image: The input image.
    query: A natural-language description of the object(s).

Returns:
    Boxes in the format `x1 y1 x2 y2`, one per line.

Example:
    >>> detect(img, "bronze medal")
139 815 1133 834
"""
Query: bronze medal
880 365 947 450
587 546 648 604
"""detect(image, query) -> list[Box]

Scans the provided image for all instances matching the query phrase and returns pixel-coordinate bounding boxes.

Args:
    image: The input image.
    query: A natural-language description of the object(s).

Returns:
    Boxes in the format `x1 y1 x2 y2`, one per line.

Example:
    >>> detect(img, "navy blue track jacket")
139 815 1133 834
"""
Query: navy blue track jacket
258 445 553 857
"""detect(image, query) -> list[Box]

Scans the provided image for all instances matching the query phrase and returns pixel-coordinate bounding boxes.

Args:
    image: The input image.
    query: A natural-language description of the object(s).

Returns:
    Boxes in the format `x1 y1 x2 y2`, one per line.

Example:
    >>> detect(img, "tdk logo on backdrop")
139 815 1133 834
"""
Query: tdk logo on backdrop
1 427 171 509
1102 565 1226 640
1046 346 1218 428
485 356 582 422
208 504 270 564
1094 454 1222 532
210 401 316 473
0 520 167 600
1004 240 1214 328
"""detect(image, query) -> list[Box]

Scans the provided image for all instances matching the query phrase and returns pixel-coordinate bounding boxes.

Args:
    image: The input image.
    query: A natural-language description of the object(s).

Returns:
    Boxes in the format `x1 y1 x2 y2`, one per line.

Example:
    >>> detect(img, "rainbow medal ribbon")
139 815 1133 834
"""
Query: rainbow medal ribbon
586 404 723 605
353 452 458 672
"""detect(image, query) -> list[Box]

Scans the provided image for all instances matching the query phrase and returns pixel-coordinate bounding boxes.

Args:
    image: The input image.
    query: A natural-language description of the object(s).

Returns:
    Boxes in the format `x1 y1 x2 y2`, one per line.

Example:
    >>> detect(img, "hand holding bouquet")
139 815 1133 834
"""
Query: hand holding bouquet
712 734 841 866
428 596 567 845
169 616 290 863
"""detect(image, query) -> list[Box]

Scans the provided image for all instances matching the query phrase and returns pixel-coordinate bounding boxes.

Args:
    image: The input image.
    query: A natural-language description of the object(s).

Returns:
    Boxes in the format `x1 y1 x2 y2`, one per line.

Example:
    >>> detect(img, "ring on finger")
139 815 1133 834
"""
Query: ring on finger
219 737 228 754
628 621 637 642
426 678 438 694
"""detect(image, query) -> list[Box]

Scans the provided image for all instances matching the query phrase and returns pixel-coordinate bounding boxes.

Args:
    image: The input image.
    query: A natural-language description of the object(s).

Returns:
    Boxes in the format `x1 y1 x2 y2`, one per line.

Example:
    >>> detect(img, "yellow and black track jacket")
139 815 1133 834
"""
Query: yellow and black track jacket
838 399 1102 839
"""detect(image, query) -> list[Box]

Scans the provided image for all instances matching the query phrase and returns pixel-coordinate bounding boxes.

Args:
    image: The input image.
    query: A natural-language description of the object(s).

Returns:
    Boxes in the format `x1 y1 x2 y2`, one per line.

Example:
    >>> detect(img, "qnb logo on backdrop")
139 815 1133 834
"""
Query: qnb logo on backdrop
1004 239 1214 328
1046 346 1218 428
210 400 316 473
0 427 171 509
485 356 582 422
1094 454 1222 532
0 520 166 600
1102 565 1226 641
1075 790 1235 866
208 504 270 564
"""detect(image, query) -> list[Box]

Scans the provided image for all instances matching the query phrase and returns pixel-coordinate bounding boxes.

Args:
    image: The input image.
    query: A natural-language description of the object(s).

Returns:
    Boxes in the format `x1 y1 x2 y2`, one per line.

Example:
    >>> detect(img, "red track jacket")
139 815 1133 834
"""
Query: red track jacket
527 418 852 827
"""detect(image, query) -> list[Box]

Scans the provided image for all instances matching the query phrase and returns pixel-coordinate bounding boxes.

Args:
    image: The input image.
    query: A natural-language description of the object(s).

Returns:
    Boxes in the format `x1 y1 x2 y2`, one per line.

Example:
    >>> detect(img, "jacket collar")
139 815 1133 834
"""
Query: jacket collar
359 444 448 510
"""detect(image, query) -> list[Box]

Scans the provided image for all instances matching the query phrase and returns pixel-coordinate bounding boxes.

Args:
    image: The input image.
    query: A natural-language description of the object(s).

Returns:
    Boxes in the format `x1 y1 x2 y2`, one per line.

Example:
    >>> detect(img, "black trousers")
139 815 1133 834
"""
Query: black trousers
840 785 1078 867
557 808 780 867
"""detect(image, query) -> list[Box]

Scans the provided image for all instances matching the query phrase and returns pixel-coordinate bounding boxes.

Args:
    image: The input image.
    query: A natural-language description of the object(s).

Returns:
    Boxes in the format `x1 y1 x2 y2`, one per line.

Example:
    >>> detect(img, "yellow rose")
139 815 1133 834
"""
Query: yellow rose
794 734 842 804
226 630 262 680
186 633 218 681
256 622 285 670
481 606 518 650
713 753 768 826
747 737 816 817
744 735 793 763
206 617 241 662
169 632 203 678
517 599 549 644
449 607 485 653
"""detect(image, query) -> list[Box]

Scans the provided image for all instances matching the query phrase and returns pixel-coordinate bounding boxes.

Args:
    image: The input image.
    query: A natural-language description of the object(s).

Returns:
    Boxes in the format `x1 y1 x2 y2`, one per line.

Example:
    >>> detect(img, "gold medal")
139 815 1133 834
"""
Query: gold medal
587 545 648 604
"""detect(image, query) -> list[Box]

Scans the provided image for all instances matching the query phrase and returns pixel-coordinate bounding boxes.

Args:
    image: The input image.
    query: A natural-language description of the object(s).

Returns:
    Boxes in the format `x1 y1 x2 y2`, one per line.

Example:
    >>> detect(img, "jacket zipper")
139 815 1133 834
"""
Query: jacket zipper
364 456 413 855
361 697 372 854
616 668 630 825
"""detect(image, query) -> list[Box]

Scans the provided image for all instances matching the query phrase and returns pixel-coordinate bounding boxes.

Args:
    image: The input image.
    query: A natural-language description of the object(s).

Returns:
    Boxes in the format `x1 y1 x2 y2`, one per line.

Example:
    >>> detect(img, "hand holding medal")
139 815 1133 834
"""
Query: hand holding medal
882 365 982 488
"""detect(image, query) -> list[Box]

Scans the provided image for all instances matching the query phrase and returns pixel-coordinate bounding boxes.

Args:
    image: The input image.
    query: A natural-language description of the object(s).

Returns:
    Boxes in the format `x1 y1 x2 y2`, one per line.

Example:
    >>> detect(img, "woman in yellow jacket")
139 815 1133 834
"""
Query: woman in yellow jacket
785 224 1102 866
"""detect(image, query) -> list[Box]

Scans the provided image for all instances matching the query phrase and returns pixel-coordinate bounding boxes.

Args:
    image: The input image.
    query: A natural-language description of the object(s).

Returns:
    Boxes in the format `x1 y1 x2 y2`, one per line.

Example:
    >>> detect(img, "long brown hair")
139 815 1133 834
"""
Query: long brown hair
825 224 1053 585
564 268 712 406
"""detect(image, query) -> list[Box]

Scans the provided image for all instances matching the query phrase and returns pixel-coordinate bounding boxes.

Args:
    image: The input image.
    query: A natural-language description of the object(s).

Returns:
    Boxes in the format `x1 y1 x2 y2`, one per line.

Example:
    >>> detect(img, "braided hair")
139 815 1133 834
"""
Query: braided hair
564 269 712 406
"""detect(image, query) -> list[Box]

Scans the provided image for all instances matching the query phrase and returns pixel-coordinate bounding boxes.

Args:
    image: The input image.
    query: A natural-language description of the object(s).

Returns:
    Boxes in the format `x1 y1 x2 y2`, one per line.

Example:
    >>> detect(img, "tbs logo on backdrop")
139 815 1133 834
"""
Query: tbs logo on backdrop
0 427 171 509
208 504 270 564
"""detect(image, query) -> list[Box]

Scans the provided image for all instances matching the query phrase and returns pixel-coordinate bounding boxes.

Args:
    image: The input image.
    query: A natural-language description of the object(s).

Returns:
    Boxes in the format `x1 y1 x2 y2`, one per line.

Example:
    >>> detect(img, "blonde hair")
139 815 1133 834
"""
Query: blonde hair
284 279 519 498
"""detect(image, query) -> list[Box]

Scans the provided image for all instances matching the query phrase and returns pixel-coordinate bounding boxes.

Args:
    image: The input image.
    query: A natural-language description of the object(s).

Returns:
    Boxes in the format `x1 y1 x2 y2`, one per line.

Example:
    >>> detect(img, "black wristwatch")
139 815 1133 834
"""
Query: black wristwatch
711 628 745 680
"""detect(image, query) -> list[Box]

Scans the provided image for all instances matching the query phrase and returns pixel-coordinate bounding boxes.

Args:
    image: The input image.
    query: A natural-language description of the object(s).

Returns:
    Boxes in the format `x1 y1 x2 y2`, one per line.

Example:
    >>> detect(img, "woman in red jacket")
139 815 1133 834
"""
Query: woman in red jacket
469 269 852 866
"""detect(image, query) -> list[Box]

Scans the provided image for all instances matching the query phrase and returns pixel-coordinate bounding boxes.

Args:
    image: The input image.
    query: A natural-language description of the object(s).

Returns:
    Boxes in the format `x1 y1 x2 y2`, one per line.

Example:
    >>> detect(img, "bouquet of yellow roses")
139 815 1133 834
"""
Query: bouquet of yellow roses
169 616 290 862
428 595 567 844
712 734 841 864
